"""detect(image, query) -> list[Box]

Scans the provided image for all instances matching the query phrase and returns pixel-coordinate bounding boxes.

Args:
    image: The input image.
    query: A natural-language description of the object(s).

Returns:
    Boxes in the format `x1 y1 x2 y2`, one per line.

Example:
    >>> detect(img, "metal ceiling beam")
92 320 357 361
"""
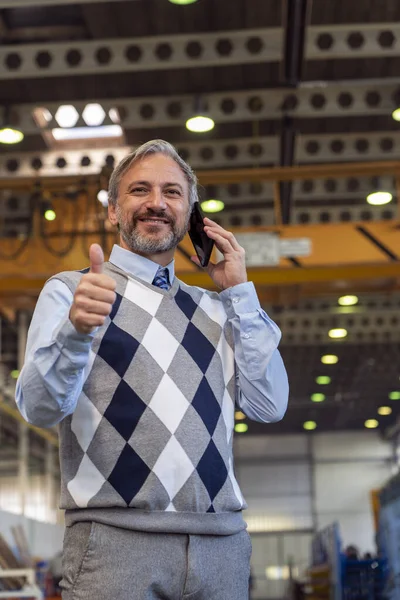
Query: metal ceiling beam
1 133 400 179
0 23 398 80
0 28 283 80
10 79 400 135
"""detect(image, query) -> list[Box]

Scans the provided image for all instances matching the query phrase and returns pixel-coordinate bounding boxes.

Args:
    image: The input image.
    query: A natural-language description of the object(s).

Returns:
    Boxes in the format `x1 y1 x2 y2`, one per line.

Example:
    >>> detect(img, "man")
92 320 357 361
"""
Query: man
16 140 289 600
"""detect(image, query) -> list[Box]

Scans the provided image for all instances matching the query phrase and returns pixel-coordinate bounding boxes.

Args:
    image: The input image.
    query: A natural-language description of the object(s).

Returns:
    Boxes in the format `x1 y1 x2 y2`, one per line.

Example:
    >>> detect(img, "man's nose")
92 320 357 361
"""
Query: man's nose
146 189 167 210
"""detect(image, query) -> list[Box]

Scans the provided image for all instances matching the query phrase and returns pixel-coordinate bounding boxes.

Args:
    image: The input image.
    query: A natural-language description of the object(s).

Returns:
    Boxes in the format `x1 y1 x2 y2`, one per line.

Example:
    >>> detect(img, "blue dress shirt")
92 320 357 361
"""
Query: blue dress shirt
16 245 289 428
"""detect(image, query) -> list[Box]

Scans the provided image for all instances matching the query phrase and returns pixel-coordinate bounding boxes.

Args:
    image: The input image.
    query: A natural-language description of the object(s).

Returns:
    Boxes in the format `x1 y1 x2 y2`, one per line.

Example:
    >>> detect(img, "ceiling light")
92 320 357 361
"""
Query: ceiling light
365 419 379 429
328 328 348 339
97 190 109 207
378 406 392 416
0 127 24 144
52 124 123 141
169 0 198 5
389 391 400 401
44 209 56 221
321 354 339 365
55 105 79 128
186 115 215 133
11 370 20 379
316 376 331 385
235 411 246 420
303 421 317 431
338 295 358 307
82 103 106 127
235 423 248 433
366 191 393 206
311 393 326 403
392 108 400 122
201 199 225 213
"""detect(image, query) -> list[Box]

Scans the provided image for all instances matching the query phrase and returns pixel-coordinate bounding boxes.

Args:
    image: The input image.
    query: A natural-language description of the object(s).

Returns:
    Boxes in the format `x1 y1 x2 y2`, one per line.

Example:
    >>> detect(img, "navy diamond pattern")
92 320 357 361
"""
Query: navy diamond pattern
97 321 139 378
197 440 228 501
108 444 151 505
110 292 123 320
175 287 198 321
104 379 147 441
181 322 216 374
192 377 221 436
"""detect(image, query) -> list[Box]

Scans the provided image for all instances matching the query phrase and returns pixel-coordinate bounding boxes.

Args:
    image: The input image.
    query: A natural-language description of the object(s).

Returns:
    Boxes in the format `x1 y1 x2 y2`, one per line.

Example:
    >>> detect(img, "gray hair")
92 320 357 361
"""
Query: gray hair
108 139 198 208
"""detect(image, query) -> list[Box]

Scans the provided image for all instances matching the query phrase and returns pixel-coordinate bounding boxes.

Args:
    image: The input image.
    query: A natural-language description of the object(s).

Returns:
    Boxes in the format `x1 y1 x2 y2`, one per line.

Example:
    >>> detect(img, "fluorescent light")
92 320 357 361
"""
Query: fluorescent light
321 354 339 365
366 191 393 206
389 391 400 401
316 376 331 385
311 393 326 403
44 209 56 221
365 419 379 429
235 411 246 420
303 421 317 431
328 328 348 339
186 115 215 133
378 406 392 416
338 295 358 307
55 104 79 128
235 423 248 433
52 125 123 140
201 199 225 213
392 108 400 122
83 103 106 127
0 128 24 144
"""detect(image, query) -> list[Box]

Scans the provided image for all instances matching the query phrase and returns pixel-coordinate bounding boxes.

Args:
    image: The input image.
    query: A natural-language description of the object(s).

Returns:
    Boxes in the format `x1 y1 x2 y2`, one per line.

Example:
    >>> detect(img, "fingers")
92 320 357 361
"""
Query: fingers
203 218 243 253
90 243 104 274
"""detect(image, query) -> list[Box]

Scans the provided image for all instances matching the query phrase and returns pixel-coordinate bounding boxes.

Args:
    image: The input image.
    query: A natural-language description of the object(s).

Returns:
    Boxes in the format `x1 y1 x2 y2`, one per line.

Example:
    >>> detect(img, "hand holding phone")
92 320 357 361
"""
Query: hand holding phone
188 202 214 267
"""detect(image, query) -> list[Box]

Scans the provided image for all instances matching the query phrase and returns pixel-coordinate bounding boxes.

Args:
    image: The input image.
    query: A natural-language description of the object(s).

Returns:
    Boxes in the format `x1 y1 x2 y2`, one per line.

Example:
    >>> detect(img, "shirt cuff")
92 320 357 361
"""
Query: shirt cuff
54 316 96 353
219 281 261 319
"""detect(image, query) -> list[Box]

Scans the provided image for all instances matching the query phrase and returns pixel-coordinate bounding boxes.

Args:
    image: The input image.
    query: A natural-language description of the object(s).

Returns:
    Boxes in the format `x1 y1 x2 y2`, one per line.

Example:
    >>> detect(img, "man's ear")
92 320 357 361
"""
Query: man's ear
108 202 118 226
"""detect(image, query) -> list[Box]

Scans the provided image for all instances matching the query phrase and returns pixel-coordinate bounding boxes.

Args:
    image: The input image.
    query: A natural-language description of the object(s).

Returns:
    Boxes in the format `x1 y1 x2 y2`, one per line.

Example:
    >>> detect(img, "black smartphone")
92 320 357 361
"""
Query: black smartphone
188 202 214 268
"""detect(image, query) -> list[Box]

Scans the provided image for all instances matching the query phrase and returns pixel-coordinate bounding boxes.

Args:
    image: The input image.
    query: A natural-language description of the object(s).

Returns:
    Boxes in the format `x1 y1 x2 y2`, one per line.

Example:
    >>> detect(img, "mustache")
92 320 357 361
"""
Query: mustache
133 209 173 223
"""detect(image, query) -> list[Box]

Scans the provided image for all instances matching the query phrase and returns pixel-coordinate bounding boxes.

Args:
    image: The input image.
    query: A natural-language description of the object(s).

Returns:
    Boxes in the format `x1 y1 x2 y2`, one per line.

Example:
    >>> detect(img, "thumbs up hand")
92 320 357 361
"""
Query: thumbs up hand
69 244 117 335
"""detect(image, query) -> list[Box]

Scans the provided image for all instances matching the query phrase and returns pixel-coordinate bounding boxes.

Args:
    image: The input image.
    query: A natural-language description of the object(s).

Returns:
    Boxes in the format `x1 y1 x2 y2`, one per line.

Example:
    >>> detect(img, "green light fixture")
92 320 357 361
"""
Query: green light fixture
0 107 24 144
303 421 317 431
169 0 198 4
11 370 20 379
389 391 400 401
311 393 326 403
328 328 348 339
44 209 56 221
316 376 331 385
321 355 339 365
201 199 225 213
392 108 400 122
186 96 215 133
235 423 248 433
338 295 358 307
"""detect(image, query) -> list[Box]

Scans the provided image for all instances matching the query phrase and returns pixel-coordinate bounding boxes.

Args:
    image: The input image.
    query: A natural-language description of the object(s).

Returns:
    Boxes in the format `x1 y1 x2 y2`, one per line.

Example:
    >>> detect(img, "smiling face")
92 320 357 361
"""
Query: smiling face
108 153 191 265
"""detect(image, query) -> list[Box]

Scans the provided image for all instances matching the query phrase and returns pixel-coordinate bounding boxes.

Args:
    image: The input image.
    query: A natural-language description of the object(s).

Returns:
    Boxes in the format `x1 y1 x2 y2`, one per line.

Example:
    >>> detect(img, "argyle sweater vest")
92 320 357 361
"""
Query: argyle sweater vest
53 262 247 535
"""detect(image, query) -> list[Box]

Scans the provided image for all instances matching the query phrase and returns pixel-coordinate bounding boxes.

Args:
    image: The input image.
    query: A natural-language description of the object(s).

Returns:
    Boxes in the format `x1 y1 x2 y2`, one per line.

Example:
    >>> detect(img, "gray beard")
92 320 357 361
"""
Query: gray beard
117 208 190 255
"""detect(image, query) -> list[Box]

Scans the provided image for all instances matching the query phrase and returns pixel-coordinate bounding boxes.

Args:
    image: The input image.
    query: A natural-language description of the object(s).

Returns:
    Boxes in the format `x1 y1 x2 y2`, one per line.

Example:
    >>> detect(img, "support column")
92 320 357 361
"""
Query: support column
45 441 56 522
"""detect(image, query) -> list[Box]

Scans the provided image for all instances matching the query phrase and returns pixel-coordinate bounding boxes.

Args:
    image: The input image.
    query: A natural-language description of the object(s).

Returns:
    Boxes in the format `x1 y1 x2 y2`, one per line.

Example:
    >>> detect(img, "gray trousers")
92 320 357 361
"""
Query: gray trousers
60 521 252 600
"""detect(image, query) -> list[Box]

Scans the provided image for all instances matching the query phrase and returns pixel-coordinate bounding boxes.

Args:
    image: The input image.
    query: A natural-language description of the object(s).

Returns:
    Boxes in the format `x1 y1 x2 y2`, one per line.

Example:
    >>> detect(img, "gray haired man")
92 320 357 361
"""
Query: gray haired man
16 140 289 599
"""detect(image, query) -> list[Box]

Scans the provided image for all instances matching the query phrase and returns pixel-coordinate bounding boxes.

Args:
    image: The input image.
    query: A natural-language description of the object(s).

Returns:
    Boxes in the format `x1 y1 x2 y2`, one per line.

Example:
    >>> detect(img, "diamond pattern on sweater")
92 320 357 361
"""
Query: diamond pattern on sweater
58 268 243 515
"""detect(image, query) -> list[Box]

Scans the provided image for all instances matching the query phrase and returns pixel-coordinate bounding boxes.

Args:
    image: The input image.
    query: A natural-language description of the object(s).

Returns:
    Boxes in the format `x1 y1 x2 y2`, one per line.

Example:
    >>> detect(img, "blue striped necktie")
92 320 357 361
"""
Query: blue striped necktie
152 267 171 291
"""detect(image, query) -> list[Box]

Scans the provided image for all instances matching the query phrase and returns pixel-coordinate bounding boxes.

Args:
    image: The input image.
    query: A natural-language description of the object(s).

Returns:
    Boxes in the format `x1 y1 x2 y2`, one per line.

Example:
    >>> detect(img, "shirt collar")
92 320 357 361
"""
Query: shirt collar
109 244 175 285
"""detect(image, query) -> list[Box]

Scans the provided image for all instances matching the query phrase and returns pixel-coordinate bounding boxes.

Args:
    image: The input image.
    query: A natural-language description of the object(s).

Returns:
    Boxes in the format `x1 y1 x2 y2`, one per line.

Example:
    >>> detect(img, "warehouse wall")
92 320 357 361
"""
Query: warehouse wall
235 431 394 599
0 509 63 560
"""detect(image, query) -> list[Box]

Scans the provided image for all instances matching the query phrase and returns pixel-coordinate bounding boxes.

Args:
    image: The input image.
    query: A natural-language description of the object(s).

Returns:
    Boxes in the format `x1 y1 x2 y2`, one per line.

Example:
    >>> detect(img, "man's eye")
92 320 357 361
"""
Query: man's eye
167 189 180 195
132 188 147 193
